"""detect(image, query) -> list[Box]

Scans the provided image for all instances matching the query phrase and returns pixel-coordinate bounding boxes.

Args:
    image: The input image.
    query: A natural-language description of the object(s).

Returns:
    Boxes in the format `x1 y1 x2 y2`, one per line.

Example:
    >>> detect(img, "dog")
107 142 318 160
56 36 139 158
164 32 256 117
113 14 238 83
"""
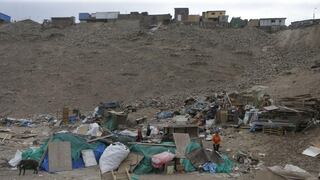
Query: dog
17 159 39 175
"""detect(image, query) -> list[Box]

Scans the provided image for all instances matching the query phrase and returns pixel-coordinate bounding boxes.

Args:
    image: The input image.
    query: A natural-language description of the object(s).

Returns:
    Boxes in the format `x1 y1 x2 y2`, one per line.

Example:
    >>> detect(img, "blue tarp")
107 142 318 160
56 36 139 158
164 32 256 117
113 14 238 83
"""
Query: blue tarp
40 143 106 171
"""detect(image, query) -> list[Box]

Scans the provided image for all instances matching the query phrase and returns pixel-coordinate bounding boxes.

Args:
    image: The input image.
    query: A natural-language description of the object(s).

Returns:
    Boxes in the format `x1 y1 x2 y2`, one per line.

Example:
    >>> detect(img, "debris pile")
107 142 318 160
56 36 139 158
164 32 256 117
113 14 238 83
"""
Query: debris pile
1 85 319 179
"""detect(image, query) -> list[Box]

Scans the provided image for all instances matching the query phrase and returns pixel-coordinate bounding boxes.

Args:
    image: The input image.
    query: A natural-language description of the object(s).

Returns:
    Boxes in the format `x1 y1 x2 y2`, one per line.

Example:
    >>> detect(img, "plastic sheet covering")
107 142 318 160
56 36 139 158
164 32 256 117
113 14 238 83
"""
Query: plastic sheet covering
216 155 233 173
21 133 102 168
129 142 175 175
180 142 201 172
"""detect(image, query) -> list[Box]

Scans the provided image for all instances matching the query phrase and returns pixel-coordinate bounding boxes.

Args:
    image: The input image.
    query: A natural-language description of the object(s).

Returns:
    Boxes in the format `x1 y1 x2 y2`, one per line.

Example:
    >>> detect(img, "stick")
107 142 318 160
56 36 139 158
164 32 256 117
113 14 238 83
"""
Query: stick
1 134 8 143
126 168 131 180
128 142 176 147
87 135 113 143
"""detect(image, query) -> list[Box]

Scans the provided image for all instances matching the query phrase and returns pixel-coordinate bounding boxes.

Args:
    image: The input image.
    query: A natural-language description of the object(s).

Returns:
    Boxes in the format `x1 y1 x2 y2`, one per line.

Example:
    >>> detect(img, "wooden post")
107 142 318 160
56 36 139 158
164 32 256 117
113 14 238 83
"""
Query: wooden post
63 107 69 125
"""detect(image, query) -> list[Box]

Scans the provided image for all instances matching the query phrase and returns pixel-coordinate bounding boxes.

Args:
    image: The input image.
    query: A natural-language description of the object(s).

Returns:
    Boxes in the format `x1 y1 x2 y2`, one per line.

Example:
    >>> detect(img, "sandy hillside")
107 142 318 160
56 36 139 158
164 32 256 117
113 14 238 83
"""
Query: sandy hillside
0 20 319 116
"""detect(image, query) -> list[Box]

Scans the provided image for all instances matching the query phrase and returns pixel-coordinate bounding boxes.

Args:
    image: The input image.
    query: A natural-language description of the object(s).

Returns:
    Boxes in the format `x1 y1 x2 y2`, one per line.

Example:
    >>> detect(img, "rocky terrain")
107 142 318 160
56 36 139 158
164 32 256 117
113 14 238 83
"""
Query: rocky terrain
0 20 319 117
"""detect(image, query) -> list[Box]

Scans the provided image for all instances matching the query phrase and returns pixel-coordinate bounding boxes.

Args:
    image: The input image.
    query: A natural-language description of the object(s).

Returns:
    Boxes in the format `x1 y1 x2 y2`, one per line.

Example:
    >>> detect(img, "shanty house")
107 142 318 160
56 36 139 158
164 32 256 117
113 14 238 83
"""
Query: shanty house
259 18 286 27
93 12 120 22
0 12 11 24
174 8 189 22
201 10 228 28
290 19 320 29
79 13 91 22
230 17 248 28
51 17 75 28
202 10 226 21
248 19 260 27
140 14 172 28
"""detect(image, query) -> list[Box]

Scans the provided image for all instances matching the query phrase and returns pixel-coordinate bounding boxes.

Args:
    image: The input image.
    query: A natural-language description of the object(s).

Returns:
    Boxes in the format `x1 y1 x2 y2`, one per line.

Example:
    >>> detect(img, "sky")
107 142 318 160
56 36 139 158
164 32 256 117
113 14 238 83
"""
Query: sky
0 0 319 24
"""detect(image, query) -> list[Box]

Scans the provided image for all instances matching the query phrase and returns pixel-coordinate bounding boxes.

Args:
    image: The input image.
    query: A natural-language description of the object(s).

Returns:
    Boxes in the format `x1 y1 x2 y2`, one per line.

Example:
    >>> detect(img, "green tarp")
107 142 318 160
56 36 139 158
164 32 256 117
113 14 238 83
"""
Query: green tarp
129 142 176 175
180 142 201 172
22 133 100 161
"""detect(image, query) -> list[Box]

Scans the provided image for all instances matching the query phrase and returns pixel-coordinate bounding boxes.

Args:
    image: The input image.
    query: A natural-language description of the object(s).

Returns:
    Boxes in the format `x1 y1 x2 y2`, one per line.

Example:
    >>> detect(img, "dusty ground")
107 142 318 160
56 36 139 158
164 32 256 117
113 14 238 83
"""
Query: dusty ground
1 122 319 179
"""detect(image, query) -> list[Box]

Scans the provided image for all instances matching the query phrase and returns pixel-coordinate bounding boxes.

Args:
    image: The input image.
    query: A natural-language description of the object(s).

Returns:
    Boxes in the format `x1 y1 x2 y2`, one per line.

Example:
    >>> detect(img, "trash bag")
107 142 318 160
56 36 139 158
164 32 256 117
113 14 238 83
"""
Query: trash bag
87 123 101 136
180 142 201 172
99 142 130 174
156 111 174 119
151 151 175 168
203 162 217 174
9 150 22 167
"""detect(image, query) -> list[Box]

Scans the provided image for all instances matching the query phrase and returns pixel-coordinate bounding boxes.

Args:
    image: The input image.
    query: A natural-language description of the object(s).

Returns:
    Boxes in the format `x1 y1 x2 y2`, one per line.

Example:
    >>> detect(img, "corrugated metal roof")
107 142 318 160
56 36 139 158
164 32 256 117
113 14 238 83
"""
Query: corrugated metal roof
0 12 11 22
260 18 286 20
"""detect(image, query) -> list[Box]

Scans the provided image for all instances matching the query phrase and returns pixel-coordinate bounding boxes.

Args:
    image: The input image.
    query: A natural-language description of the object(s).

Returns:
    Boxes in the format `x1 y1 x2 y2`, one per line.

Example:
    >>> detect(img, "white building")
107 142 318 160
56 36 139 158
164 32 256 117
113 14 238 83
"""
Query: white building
259 18 286 26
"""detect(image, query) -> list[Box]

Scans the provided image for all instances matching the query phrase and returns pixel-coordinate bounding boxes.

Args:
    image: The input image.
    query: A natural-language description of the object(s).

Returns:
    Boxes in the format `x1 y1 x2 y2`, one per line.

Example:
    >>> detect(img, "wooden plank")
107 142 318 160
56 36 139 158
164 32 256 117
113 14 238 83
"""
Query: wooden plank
127 142 176 147
87 135 113 143
63 107 69 125
48 141 72 172
118 152 143 173
125 168 131 180
0 133 12 140
173 133 190 158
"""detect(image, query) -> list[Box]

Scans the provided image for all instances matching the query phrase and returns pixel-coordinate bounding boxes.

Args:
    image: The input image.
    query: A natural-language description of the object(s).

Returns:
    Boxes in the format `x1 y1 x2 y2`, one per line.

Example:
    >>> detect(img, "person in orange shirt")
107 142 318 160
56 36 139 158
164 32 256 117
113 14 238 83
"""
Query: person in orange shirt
212 132 221 152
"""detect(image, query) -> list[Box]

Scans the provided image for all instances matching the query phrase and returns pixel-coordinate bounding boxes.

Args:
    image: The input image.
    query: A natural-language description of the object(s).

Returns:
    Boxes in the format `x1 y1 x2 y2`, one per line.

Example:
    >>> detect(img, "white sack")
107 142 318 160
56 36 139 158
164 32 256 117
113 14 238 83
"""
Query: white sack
99 142 129 174
9 150 22 167
87 123 101 137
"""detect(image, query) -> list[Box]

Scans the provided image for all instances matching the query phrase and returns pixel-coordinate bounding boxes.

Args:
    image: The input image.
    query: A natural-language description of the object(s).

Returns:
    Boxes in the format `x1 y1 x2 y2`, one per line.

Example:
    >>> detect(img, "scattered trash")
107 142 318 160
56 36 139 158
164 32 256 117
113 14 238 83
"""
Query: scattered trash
151 151 175 168
268 164 315 180
203 162 217 174
9 150 22 167
302 146 320 157
156 111 174 119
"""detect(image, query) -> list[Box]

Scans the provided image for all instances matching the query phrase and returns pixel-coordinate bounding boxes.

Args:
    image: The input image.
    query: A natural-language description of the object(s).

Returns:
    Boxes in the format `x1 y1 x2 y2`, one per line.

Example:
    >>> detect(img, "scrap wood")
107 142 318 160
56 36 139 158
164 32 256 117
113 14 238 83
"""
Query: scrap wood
0 133 12 140
87 135 113 143
1 134 9 143
0 128 12 133
111 169 131 180
127 142 176 147
118 153 143 173
14 134 37 139
48 141 72 172
173 133 190 158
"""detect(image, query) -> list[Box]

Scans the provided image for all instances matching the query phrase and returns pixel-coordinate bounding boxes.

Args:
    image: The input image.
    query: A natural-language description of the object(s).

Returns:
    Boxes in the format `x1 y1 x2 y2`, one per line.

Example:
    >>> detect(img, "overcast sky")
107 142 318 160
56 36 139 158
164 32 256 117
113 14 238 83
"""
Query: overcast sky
0 0 319 24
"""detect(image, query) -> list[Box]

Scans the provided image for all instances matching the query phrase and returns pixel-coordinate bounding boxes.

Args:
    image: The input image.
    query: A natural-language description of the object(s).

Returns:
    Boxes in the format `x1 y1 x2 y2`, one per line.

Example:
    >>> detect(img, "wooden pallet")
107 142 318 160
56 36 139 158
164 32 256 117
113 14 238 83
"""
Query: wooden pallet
263 127 286 136
111 168 131 180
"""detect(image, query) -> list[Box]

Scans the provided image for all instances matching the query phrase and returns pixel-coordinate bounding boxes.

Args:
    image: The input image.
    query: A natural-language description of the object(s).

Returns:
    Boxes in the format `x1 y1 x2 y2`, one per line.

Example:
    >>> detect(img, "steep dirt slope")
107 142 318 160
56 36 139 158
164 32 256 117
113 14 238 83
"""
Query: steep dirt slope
0 20 319 116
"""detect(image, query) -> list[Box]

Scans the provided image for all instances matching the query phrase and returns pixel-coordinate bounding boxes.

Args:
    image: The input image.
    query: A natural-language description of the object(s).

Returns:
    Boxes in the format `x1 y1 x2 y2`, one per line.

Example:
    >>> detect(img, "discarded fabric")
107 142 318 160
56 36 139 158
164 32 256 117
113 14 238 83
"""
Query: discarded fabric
151 151 175 168
203 162 217 174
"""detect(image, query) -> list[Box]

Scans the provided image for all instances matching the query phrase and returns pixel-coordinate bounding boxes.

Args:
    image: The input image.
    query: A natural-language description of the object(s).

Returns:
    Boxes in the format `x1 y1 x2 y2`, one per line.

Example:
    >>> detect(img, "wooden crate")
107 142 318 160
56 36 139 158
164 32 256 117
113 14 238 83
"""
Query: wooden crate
263 127 286 136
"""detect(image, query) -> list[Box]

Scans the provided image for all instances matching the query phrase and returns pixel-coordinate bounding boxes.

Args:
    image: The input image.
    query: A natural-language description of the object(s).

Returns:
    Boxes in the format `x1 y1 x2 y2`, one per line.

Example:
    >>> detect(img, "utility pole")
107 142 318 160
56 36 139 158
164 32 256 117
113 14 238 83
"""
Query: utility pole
314 8 317 19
